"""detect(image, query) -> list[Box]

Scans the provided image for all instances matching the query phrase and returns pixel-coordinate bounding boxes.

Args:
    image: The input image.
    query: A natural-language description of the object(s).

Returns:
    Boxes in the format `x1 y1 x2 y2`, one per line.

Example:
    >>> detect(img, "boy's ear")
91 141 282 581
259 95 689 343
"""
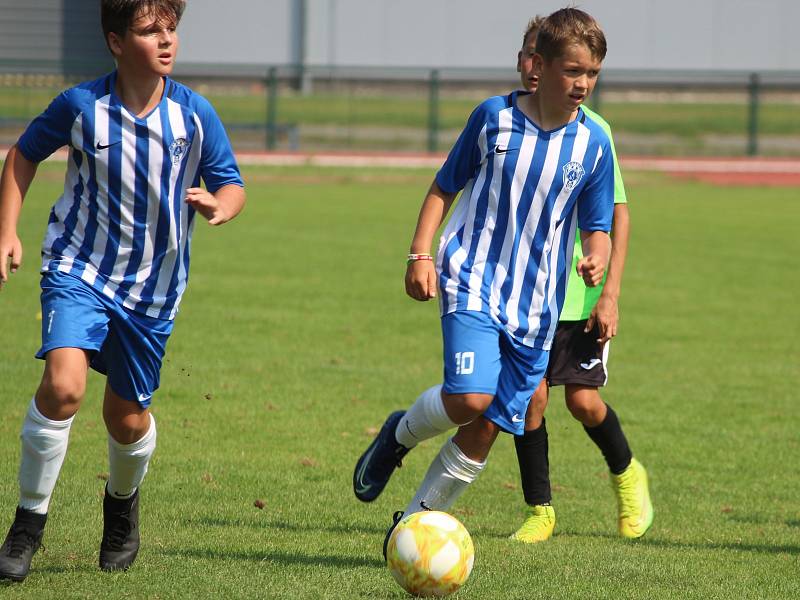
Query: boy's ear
107 31 123 58
516 50 522 73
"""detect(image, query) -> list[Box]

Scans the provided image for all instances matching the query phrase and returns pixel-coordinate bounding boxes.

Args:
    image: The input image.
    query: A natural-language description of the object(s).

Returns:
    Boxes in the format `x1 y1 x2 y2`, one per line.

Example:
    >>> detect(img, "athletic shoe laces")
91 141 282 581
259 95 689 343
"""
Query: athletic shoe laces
104 512 132 550
375 438 408 472
615 467 640 519
5 523 41 558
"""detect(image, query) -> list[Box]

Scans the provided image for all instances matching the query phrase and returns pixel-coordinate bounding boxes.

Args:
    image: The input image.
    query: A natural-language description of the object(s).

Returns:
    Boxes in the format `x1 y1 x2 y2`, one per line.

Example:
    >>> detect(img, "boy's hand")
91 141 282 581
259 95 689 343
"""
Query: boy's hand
405 260 437 301
585 294 618 343
0 231 22 290
576 254 605 287
185 187 228 225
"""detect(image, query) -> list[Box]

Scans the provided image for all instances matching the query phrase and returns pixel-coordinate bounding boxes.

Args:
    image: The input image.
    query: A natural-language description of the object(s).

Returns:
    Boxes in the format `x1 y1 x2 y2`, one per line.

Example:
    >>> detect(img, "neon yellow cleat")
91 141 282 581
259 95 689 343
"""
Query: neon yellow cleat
611 458 654 539
509 504 555 544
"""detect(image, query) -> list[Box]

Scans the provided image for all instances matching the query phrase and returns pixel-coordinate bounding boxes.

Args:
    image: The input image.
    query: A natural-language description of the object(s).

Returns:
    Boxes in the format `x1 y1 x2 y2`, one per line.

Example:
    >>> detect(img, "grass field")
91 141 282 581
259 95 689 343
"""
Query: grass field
0 163 798 599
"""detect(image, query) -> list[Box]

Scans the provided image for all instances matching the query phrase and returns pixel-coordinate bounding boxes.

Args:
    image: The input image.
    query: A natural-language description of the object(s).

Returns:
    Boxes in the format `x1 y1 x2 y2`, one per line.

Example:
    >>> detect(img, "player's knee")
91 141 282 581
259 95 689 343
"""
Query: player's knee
105 411 151 445
36 375 85 417
442 392 493 423
565 388 604 423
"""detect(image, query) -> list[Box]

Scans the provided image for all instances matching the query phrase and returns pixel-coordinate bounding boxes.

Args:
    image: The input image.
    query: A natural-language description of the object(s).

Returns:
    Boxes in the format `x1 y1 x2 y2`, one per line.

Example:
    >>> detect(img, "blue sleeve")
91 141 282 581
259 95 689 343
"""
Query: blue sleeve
577 142 614 232
17 91 78 163
196 97 243 192
435 103 487 194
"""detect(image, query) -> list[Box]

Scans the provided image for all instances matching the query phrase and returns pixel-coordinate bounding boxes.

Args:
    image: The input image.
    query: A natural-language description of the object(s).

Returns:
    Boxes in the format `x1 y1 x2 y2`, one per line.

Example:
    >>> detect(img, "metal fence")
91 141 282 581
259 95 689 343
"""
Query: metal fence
2 60 800 157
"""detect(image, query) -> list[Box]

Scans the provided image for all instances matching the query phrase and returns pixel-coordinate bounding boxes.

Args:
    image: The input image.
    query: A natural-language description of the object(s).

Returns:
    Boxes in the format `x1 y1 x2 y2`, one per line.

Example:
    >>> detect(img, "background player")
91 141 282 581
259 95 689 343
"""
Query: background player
353 8 615 555
509 16 653 544
0 0 245 581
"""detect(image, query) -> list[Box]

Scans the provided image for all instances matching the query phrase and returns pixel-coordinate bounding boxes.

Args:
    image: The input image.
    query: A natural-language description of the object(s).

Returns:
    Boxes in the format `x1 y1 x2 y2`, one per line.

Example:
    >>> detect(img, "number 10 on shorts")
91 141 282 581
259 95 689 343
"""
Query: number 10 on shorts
455 351 475 375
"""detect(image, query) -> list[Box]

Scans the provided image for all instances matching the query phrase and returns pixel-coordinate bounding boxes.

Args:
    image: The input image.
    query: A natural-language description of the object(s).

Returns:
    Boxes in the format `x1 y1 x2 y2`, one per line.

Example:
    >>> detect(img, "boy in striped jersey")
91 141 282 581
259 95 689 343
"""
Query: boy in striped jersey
0 0 244 580
510 17 652 544
354 8 614 554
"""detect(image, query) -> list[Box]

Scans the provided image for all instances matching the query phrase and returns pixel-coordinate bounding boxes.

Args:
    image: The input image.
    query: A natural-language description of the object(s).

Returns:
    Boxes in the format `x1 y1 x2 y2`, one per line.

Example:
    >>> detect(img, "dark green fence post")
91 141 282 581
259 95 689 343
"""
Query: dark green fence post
266 67 278 151
747 72 760 157
428 69 440 153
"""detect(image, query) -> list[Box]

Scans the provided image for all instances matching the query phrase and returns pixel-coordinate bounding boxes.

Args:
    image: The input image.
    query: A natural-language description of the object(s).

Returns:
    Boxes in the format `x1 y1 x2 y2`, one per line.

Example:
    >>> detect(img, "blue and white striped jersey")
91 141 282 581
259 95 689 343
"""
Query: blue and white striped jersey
435 91 614 350
17 72 243 320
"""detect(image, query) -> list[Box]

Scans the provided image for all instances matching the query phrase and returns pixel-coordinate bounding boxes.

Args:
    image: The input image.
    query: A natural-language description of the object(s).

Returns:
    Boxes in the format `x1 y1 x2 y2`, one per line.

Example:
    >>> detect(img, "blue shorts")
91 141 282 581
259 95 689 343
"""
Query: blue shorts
36 271 173 408
441 311 549 435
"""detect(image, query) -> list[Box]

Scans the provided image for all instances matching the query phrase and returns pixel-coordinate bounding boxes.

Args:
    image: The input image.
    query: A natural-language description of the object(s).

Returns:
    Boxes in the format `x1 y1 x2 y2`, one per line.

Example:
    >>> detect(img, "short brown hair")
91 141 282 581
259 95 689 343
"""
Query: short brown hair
535 8 607 62
100 0 186 42
522 15 545 47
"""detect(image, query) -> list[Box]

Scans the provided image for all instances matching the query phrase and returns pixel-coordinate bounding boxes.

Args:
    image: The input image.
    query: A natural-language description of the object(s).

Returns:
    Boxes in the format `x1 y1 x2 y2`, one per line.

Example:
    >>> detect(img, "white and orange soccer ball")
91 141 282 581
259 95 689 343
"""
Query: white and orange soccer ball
385 511 474 597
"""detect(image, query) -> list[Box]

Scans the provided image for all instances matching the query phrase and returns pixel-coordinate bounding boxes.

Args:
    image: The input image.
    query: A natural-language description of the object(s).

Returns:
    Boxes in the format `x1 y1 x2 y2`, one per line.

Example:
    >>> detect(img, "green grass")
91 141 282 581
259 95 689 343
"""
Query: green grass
0 163 798 598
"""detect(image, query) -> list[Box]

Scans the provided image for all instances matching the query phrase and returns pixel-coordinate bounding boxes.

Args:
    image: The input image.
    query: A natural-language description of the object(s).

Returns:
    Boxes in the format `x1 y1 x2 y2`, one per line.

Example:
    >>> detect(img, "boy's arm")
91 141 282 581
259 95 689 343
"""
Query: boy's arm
576 229 611 288
0 145 38 287
405 180 458 301
185 184 246 226
586 203 630 342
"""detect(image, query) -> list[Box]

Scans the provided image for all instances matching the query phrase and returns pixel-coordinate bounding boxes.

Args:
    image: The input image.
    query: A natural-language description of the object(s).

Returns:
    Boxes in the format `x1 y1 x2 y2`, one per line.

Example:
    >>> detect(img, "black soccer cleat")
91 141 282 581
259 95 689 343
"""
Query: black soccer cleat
382 510 405 562
0 507 47 582
353 411 410 502
99 488 140 572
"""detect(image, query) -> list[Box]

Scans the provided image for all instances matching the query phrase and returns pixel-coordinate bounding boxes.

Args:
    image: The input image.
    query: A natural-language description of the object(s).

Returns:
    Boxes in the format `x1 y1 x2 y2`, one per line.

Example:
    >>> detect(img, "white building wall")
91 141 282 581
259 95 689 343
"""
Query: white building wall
1 0 796 72
177 0 800 71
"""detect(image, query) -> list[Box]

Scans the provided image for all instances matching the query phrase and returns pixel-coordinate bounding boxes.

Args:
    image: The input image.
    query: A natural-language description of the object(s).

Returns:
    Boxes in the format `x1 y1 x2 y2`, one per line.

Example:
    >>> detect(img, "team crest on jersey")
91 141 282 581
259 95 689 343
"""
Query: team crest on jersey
562 161 585 192
169 137 189 164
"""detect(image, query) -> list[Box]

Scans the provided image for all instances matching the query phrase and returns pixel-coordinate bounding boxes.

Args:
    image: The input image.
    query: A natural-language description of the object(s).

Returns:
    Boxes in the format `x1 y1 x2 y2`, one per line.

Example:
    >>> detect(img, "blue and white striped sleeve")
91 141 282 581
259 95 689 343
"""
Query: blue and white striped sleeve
17 91 79 163
576 140 614 232
435 103 487 194
195 97 243 192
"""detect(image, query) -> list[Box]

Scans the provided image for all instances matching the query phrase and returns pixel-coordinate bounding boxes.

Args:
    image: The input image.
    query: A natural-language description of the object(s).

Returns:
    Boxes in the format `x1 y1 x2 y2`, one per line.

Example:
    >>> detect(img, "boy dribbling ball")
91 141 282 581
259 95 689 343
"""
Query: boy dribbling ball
0 0 245 581
353 7 617 555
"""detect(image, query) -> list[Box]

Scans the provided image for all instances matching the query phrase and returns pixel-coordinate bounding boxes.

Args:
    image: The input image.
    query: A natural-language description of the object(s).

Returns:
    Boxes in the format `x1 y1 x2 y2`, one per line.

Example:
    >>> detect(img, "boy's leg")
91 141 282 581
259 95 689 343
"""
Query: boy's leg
565 385 630 472
382 415 495 561
0 347 89 582
565 385 652 538
354 311 499 503
100 385 156 572
95 304 171 573
510 378 556 543
515 379 551 506
403 417 497 516
353 387 490 503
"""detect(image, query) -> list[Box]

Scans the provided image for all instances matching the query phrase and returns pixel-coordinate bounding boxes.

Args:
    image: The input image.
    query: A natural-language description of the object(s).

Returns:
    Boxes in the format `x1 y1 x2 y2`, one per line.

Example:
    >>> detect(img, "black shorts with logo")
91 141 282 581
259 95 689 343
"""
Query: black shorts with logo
546 319 609 387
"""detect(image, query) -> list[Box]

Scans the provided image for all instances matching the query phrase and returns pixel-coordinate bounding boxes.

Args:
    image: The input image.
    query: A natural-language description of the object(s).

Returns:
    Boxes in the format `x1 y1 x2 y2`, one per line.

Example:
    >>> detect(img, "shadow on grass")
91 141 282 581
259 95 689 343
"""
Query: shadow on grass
551 528 800 555
157 547 384 569
185 515 386 536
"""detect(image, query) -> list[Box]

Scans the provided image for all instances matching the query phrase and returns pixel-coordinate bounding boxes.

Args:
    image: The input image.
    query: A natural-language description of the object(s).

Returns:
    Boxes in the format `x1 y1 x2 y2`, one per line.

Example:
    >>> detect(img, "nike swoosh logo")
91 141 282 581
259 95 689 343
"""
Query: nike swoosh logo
354 445 376 495
138 392 152 403
96 141 121 150
511 413 524 423
494 145 512 154
579 358 602 370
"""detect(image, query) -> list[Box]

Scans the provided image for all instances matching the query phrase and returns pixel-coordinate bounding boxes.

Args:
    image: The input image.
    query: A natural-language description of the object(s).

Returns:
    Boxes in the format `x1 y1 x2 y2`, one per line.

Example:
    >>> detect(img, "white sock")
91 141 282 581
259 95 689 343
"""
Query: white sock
19 397 74 514
395 385 458 448
107 415 157 499
404 437 485 516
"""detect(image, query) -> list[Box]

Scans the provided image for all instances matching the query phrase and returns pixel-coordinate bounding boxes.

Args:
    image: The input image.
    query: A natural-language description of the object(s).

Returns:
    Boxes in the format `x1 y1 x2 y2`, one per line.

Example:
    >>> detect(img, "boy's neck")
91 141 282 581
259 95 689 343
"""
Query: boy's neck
518 92 577 131
114 69 166 118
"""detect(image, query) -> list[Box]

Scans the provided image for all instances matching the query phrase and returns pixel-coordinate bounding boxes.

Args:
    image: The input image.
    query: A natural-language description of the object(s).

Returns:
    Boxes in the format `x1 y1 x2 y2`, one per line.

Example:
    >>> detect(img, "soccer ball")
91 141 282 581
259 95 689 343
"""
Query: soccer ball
386 511 474 597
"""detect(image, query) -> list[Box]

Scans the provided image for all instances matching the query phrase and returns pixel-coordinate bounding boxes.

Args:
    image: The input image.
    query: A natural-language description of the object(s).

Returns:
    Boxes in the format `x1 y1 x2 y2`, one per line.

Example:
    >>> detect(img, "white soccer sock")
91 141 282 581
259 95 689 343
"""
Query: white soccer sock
107 415 157 499
395 385 458 448
19 397 74 514
404 437 485 516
